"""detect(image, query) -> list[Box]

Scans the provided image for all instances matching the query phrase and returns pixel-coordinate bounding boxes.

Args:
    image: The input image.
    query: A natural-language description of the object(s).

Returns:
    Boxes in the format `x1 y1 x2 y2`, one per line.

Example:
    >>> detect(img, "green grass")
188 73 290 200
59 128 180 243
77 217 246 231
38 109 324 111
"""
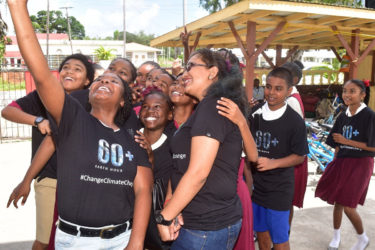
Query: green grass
0 79 26 91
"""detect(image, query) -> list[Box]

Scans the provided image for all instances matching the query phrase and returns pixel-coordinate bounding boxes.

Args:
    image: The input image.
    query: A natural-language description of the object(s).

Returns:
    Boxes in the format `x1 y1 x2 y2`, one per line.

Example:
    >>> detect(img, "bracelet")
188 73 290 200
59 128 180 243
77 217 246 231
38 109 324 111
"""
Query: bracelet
163 199 170 207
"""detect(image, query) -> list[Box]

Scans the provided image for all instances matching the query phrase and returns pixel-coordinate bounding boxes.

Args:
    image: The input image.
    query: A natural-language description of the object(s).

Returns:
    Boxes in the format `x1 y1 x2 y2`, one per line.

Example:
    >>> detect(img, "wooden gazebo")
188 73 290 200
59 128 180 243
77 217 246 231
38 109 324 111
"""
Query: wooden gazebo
150 0 375 100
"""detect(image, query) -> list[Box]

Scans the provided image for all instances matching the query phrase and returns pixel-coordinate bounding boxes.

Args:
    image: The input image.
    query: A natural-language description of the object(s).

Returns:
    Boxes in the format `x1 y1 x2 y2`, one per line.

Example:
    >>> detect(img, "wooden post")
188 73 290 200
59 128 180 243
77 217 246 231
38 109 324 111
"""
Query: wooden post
246 21 257 100
349 29 360 79
276 44 282 66
330 46 342 62
279 45 299 66
372 51 375 83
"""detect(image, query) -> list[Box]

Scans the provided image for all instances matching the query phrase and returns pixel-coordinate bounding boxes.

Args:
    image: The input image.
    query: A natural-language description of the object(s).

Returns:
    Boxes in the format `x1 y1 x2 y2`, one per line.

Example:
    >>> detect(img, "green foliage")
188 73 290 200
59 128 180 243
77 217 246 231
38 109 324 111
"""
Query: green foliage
30 10 85 39
0 2 8 64
199 0 242 13
112 30 155 46
0 79 26 91
94 46 115 60
199 0 363 13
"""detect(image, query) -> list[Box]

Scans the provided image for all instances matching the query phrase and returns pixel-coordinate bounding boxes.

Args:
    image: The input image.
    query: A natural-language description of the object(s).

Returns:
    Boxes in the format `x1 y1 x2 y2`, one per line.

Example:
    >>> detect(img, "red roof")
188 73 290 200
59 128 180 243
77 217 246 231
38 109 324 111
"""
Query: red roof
8 33 69 45
4 51 22 58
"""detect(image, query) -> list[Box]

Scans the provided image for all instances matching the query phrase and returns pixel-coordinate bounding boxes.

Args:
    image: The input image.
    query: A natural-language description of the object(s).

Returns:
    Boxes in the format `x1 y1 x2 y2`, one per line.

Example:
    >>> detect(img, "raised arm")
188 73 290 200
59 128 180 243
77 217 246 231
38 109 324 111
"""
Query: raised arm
7 135 56 208
8 0 64 124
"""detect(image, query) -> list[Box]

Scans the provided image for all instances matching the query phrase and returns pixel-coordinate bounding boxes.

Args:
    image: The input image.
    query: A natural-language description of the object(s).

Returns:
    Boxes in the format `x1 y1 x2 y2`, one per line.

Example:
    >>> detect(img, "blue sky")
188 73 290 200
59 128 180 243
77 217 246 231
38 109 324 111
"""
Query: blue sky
2 0 209 38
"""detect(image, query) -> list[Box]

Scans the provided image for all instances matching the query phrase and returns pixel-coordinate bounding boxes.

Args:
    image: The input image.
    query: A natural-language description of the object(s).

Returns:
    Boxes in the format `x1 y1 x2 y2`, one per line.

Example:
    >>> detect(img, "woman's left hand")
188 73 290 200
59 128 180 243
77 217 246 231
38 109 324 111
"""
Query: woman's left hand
157 215 183 241
217 97 245 126
332 133 349 145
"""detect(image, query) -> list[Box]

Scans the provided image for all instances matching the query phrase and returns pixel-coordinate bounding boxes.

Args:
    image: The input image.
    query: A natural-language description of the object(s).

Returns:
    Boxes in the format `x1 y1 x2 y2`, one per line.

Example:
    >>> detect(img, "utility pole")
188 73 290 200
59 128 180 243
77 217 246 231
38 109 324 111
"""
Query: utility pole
46 0 50 66
123 0 126 57
60 6 73 54
183 0 187 26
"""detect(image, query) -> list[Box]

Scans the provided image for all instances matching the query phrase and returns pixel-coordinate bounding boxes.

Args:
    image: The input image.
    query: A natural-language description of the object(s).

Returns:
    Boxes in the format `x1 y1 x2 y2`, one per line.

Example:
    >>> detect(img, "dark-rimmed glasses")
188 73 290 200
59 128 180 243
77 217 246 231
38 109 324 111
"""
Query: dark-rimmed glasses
185 62 210 72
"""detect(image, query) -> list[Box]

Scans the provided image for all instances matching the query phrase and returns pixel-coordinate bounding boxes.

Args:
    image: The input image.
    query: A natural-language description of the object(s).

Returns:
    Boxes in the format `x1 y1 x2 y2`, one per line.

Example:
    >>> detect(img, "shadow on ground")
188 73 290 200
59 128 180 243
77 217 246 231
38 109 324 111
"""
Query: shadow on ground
0 241 33 250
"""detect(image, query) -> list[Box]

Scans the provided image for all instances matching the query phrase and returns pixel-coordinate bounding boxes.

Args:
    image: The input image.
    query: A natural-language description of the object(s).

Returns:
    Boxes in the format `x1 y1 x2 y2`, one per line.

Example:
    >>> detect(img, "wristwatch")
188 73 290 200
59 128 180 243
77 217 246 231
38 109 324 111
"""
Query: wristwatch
155 212 173 226
34 116 44 127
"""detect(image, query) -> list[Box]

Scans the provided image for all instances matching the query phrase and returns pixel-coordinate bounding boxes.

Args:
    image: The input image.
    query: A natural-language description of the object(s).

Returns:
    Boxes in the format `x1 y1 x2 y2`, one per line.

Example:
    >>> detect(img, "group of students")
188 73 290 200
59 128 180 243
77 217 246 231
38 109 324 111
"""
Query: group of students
3 1 375 250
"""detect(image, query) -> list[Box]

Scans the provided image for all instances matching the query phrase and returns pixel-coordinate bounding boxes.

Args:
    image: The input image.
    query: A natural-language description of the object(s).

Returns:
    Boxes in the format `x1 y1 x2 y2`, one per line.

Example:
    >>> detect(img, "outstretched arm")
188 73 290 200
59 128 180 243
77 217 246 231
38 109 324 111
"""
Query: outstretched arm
7 135 55 208
8 0 64 124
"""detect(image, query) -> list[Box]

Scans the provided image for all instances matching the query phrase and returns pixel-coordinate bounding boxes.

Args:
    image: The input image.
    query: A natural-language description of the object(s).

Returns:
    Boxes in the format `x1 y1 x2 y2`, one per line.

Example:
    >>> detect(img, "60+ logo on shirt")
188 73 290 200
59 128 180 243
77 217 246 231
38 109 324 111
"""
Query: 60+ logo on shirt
97 139 134 167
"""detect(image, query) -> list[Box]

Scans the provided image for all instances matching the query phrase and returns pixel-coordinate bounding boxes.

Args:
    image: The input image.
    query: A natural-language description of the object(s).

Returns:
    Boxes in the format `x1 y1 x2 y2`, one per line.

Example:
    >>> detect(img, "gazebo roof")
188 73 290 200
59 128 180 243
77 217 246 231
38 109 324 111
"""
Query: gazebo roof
150 0 375 50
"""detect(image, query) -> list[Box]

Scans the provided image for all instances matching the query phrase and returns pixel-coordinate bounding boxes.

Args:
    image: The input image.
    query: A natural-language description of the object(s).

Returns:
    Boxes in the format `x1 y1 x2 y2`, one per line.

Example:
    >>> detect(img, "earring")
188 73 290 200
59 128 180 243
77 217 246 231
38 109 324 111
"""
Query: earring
208 75 213 80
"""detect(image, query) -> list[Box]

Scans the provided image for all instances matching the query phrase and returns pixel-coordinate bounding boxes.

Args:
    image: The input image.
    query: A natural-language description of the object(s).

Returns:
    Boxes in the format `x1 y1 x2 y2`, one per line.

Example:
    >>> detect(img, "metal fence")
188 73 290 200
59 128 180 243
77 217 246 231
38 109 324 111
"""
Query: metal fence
0 66 31 142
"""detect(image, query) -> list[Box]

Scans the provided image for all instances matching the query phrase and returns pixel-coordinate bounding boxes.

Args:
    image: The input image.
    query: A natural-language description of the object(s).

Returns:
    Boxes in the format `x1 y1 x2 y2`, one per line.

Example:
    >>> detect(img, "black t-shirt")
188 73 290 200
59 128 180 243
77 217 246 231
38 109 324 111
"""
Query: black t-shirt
170 96 242 231
49 94 151 227
70 89 142 137
326 107 375 158
249 104 308 211
16 90 57 180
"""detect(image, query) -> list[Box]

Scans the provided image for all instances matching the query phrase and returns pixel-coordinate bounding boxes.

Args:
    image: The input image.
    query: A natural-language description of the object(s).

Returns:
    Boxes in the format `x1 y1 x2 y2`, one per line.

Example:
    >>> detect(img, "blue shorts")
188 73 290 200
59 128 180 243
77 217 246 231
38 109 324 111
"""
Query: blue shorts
252 202 290 244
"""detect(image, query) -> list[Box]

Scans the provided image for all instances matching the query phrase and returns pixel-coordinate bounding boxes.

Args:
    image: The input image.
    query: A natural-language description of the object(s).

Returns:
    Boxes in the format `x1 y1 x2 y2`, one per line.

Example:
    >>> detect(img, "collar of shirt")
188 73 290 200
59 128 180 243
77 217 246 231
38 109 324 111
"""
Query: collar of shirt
345 102 366 117
99 120 120 132
139 128 167 150
261 102 288 121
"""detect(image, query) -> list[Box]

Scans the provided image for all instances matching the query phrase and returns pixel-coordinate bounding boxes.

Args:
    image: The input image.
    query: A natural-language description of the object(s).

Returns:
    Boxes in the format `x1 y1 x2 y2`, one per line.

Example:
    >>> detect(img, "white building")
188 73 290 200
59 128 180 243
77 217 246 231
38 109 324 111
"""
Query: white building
4 34 161 69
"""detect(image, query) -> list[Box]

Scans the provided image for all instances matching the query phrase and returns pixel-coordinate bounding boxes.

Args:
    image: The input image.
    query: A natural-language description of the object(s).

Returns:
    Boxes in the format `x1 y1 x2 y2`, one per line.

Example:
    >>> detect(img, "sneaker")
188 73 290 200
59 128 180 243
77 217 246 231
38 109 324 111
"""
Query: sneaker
351 237 369 250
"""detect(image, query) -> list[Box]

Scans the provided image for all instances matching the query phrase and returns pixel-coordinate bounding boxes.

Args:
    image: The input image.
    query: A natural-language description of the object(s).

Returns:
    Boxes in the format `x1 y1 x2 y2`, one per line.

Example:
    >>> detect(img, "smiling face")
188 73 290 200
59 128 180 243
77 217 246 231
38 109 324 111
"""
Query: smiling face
105 59 133 84
136 64 155 87
169 76 195 106
59 59 90 94
153 73 174 95
182 54 218 100
145 68 163 88
140 93 172 131
89 73 125 109
264 76 292 111
342 81 365 107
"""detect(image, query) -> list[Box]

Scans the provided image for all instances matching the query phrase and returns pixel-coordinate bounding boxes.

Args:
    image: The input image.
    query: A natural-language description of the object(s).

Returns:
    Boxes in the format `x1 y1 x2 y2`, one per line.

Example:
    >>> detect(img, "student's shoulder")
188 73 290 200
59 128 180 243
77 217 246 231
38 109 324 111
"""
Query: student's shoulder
285 105 305 124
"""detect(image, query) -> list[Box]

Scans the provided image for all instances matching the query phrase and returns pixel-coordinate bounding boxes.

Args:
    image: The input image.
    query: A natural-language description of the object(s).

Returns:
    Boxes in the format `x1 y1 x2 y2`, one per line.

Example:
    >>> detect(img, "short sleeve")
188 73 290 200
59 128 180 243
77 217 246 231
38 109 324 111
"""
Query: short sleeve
47 94 83 145
190 97 232 143
367 111 375 147
133 140 152 168
290 116 309 156
16 90 45 117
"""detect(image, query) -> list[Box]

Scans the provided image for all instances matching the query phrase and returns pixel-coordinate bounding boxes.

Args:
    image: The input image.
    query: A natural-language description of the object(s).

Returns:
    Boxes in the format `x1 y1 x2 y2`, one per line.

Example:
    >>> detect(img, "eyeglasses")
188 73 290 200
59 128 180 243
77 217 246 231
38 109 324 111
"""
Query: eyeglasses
185 62 210 72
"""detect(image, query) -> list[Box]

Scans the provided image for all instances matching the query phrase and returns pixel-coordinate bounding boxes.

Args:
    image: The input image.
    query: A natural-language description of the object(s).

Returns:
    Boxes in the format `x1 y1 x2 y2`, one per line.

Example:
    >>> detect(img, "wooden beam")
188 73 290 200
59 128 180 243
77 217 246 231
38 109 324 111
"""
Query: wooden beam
246 21 257 100
260 49 275 68
349 29 360 79
276 44 283 66
356 38 375 65
285 13 313 22
252 21 286 60
315 16 351 25
331 25 357 61
190 31 201 53
330 46 342 62
372 51 375 83
279 45 299 65
228 21 249 58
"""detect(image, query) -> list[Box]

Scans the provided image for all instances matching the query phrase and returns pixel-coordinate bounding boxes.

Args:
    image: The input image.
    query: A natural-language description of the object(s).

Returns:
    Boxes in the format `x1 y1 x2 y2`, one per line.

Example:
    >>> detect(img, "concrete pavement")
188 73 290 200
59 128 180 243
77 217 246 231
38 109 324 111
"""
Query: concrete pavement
0 140 374 249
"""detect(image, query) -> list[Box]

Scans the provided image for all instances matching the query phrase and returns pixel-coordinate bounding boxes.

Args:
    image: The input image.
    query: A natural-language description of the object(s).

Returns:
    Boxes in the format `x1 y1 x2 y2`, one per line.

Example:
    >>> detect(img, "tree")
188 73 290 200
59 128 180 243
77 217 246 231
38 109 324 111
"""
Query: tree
112 30 155 46
30 10 85 39
199 0 363 13
0 0 8 63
